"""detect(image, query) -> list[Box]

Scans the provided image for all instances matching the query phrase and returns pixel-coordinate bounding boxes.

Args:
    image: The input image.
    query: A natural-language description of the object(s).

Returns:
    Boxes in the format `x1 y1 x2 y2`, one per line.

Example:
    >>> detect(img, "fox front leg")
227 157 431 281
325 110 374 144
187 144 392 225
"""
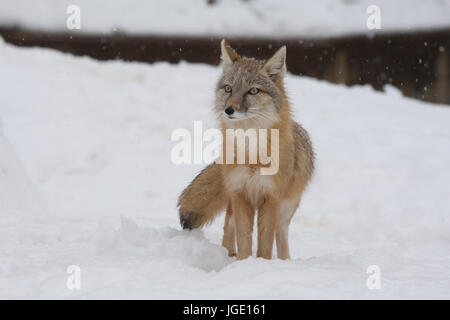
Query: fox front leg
232 194 254 260
222 203 236 257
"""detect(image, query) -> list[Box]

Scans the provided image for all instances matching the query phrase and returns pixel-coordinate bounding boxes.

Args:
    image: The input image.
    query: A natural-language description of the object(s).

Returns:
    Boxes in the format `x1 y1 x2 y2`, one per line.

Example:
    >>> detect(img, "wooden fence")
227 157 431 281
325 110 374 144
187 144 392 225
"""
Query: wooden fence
1 27 449 105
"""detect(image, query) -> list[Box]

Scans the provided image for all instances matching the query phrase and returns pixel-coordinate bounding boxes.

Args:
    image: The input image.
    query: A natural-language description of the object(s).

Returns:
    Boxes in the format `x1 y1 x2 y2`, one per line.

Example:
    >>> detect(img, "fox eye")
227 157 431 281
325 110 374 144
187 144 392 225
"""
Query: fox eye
249 88 259 95
224 85 232 93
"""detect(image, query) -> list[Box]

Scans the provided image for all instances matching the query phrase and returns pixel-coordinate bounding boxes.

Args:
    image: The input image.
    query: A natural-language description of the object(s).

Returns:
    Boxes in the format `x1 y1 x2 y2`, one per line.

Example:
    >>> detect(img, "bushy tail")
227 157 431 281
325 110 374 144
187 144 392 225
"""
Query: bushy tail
178 163 228 229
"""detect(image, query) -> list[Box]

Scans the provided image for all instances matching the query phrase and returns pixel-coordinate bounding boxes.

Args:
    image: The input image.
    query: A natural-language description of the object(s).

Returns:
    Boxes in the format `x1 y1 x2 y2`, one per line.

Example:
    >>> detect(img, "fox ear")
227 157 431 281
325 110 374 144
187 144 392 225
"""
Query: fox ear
220 39 241 69
263 46 286 82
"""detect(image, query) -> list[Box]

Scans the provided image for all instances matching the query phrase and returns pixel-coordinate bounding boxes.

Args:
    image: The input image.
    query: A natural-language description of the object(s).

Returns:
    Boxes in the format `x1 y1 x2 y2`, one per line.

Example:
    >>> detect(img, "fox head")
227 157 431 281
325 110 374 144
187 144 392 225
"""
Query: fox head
215 39 287 129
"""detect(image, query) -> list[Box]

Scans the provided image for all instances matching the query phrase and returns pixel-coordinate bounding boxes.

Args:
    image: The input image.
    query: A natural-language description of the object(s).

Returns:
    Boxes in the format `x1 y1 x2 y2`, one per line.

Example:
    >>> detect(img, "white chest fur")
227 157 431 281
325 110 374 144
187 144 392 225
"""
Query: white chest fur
225 166 275 206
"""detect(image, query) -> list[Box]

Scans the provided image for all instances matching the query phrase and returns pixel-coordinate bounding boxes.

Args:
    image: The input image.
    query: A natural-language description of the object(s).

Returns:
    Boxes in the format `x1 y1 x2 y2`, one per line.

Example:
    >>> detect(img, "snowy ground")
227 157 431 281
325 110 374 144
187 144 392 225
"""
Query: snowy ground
1 0 450 38
0 38 450 299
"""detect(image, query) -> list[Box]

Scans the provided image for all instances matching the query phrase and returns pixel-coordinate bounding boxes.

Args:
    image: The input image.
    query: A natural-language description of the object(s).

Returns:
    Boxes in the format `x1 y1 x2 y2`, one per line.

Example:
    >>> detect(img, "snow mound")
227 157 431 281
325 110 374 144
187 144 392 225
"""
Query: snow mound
98 215 231 272
0 120 43 216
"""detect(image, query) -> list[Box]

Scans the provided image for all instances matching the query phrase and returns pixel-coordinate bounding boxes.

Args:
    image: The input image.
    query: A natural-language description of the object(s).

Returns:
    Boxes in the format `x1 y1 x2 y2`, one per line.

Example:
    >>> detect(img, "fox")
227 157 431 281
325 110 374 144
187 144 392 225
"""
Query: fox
178 40 314 260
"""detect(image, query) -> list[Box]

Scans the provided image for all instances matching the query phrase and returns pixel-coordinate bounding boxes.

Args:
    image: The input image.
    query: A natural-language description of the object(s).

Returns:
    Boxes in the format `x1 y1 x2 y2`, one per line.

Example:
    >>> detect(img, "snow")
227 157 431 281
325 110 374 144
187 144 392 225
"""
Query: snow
0 0 449 38
0 37 450 299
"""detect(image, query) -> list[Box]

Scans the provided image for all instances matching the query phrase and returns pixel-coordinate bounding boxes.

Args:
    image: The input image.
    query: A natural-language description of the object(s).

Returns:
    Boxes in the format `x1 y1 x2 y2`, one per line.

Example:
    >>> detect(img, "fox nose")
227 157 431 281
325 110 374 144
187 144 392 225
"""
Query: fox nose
225 107 234 115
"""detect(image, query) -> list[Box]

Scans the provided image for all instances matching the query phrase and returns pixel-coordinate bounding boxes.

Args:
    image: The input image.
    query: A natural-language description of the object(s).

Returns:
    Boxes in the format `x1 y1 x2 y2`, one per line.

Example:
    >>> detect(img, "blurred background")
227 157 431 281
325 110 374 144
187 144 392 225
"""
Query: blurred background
1 0 449 104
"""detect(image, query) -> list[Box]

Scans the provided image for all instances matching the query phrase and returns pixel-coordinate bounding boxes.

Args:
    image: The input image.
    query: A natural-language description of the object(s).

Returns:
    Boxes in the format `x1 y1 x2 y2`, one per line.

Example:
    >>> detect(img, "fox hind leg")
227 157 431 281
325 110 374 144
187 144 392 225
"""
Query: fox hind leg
222 203 236 257
276 199 299 260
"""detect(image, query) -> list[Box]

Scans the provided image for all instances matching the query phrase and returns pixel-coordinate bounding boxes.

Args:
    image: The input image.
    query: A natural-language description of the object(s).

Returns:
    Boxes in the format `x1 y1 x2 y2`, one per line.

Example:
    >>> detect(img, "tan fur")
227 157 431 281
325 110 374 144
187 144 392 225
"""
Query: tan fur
178 40 314 260
178 163 228 229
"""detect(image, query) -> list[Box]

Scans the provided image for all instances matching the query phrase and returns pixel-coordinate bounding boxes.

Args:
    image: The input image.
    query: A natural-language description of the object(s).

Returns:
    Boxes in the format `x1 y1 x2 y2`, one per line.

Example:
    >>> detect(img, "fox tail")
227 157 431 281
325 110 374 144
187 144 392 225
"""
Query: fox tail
178 163 228 229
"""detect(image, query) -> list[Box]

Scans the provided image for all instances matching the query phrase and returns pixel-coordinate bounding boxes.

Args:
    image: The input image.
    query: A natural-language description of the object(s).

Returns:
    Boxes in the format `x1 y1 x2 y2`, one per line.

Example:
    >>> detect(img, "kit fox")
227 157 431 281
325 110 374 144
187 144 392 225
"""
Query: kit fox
178 40 314 260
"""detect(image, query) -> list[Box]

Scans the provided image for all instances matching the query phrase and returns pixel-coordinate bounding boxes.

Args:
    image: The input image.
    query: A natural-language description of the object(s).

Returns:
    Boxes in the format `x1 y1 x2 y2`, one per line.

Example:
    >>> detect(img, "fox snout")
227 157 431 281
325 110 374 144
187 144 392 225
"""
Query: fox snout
224 107 234 115
224 94 244 116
